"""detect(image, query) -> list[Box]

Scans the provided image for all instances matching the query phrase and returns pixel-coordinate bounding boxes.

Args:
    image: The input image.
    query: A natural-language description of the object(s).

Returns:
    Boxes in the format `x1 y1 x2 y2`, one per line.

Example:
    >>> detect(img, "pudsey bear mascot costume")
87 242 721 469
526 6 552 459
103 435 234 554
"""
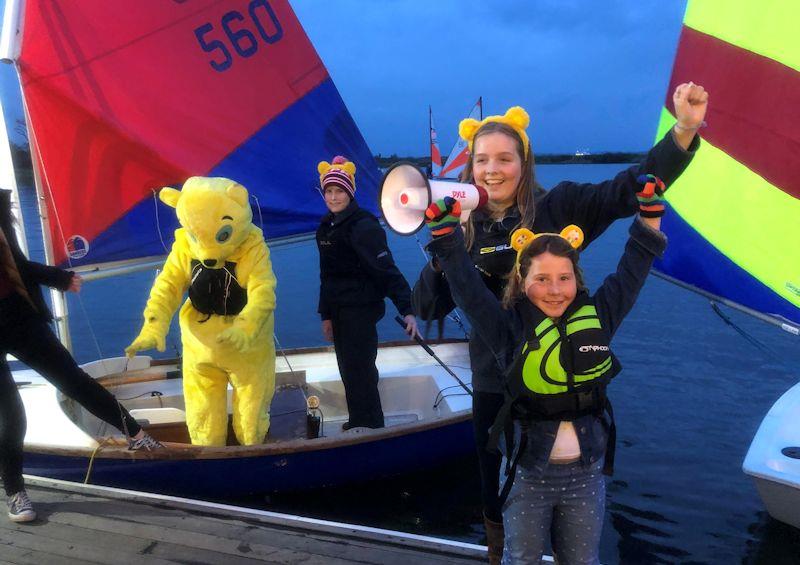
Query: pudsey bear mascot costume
126 177 277 446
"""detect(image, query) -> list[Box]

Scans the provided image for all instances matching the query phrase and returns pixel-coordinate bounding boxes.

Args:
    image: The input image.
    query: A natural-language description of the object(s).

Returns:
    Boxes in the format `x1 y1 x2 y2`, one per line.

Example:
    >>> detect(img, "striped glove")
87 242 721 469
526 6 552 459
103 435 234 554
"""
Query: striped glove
636 174 667 218
425 197 462 237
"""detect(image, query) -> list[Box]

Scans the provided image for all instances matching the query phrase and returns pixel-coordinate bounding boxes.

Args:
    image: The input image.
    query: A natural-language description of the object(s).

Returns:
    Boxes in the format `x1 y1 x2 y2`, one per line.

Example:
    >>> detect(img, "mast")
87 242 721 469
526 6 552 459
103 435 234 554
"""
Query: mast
2 0 71 350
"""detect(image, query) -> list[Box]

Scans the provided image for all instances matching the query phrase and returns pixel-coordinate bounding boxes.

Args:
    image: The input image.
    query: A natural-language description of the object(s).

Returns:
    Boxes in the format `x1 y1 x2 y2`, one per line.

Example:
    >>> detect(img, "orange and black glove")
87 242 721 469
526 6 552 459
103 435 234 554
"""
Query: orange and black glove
425 197 462 237
636 174 667 218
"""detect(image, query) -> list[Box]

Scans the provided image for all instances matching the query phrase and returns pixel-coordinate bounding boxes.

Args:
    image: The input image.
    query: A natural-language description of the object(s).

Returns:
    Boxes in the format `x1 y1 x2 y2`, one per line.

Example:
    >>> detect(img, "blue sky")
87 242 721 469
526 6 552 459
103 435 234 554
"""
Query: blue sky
1 1 688 156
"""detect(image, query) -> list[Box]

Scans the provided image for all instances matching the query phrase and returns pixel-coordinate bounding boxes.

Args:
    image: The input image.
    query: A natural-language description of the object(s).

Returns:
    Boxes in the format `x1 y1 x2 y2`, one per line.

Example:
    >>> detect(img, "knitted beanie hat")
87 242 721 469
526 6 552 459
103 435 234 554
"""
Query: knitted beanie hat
317 156 356 199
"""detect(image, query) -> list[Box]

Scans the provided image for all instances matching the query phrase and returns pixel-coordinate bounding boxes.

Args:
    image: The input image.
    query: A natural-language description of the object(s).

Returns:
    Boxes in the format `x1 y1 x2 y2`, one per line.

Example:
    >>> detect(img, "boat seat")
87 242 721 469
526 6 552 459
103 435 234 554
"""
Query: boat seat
131 407 186 425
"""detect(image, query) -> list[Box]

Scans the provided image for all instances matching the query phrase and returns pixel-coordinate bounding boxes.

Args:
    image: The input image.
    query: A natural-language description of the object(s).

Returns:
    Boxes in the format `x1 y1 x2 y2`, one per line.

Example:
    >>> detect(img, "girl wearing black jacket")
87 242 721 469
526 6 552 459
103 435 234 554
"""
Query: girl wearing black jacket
412 84 708 562
316 156 419 430
0 189 162 523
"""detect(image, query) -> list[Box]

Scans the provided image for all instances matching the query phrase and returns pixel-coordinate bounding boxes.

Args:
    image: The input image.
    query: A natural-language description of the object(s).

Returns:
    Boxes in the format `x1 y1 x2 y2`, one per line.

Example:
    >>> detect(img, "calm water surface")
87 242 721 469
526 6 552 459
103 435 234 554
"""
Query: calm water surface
18 164 800 564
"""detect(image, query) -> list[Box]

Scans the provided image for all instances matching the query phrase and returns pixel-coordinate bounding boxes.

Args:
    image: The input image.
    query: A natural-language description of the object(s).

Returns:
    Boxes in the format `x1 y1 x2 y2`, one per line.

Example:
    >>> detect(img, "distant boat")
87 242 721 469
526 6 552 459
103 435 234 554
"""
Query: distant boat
0 0 475 496
653 0 800 529
437 97 482 180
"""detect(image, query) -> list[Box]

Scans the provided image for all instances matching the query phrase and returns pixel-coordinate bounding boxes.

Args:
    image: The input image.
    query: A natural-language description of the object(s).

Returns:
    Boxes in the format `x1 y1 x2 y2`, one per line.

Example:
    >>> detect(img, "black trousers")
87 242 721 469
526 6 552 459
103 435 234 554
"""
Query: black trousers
473 390 506 522
331 302 386 428
0 296 141 496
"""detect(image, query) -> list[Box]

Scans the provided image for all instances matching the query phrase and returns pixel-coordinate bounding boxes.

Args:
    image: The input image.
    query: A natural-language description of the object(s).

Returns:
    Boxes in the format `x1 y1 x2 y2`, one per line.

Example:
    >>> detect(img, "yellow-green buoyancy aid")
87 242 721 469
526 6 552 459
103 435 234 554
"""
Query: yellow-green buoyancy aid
503 299 620 420
520 304 614 395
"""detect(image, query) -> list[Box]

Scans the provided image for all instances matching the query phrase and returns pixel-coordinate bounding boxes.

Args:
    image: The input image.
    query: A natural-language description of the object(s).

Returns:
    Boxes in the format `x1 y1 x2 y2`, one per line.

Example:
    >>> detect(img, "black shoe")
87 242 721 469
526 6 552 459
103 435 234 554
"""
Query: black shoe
341 421 355 431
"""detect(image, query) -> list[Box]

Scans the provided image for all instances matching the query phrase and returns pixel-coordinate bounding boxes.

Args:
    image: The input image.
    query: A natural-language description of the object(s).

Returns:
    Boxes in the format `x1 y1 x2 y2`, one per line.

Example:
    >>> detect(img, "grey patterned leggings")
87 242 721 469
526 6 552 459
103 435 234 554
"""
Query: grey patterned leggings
501 458 605 565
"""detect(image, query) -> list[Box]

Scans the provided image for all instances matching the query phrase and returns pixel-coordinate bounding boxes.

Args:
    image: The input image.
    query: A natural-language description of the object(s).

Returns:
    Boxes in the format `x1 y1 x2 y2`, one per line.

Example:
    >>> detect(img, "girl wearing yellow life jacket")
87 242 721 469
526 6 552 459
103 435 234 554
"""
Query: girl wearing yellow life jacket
423 174 667 564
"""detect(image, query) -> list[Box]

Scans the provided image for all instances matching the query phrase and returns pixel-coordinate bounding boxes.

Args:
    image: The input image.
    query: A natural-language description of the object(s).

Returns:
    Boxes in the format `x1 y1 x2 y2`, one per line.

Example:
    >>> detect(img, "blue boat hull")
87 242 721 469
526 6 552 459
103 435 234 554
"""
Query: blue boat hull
24 417 474 498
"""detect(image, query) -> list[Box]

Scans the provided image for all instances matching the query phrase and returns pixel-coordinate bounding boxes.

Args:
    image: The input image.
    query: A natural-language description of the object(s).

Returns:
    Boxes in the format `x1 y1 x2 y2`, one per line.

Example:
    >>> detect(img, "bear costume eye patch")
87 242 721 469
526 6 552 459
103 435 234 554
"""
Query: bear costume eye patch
216 225 233 242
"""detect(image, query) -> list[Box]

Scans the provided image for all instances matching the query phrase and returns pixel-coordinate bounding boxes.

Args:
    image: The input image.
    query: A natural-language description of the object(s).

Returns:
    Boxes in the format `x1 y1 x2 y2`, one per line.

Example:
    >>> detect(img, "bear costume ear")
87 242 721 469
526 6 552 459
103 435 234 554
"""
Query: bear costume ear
510 228 535 253
559 224 584 249
458 118 481 144
504 106 530 130
341 161 356 176
159 187 182 208
317 161 331 176
226 183 249 208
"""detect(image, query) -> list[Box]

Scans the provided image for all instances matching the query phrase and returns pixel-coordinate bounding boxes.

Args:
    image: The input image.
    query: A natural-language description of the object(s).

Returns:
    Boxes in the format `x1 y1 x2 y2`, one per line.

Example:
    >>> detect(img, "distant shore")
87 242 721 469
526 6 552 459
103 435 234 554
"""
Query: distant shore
375 152 646 170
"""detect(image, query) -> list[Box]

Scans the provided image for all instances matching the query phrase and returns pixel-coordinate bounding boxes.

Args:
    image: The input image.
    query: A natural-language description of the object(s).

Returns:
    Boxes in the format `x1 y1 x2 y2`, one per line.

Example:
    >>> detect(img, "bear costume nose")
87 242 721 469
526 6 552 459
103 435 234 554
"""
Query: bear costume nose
203 259 217 267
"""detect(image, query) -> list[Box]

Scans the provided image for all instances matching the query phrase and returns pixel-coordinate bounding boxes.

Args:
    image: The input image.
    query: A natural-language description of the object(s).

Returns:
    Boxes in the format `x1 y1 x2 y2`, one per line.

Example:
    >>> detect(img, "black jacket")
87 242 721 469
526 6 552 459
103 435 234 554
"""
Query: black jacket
1 227 73 323
413 129 698 393
317 201 412 320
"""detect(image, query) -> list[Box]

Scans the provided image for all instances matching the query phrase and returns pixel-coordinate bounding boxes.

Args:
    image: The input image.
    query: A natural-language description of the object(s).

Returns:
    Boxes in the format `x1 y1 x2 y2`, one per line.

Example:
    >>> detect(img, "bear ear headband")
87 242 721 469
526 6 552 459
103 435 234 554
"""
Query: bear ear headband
458 106 531 158
510 224 584 277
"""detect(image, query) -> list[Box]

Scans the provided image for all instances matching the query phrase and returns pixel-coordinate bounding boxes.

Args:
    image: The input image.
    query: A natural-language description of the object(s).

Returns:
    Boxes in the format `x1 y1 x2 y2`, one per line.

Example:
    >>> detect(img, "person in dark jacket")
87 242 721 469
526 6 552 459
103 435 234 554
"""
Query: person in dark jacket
413 84 708 562
0 189 163 524
316 156 419 429
423 176 668 563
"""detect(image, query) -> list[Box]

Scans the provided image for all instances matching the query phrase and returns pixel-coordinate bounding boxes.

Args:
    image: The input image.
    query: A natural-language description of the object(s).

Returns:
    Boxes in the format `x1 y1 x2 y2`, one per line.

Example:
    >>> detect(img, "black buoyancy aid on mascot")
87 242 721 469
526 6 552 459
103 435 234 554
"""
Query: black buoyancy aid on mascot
491 293 620 503
188 260 247 319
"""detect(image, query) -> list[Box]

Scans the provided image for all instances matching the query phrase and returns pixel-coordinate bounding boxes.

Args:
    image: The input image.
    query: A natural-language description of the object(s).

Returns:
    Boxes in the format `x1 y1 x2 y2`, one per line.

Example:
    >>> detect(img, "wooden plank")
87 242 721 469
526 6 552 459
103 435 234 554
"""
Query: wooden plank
18 483 487 564
0 527 151 564
0 516 174 563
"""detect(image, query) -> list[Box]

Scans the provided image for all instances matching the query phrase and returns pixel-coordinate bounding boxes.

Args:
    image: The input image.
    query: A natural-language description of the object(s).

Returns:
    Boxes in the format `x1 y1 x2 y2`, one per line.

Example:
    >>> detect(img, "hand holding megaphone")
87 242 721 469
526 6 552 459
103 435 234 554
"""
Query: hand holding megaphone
379 162 488 235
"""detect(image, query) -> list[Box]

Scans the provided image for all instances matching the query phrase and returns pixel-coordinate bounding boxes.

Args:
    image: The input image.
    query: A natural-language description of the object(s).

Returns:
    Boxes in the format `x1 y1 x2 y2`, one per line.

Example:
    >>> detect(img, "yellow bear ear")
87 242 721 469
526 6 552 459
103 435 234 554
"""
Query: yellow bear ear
505 106 530 130
510 228 536 252
159 187 181 208
459 118 481 143
317 161 331 176
226 183 249 208
342 161 356 176
559 224 584 249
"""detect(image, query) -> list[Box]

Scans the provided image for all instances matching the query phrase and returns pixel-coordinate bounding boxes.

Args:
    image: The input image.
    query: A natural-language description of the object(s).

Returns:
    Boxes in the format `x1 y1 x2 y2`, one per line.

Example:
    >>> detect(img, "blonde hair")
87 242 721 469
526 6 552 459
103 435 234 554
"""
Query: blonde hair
460 121 543 250
501 234 586 309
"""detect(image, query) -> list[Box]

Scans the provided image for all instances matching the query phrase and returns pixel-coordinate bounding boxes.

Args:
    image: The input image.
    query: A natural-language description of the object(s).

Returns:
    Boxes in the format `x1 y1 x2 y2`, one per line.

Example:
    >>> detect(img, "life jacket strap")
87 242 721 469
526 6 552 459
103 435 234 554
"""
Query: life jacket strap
497 427 528 509
602 398 616 476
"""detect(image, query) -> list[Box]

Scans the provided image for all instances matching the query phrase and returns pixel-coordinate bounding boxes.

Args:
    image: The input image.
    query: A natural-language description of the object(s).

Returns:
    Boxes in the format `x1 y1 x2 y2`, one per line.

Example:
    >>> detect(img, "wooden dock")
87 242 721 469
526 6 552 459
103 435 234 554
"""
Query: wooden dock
0 476 489 564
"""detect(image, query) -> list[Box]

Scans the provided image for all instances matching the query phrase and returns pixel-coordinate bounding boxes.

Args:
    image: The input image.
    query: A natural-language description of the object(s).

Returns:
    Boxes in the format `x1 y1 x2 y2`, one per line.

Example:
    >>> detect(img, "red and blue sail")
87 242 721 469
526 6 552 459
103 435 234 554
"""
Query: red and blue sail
655 0 800 328
17 0 378 267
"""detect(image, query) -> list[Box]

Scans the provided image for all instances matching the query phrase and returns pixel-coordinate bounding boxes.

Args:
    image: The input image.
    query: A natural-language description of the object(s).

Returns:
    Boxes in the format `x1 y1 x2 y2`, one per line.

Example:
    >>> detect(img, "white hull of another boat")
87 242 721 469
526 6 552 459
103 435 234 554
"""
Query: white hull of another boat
743 381 800 529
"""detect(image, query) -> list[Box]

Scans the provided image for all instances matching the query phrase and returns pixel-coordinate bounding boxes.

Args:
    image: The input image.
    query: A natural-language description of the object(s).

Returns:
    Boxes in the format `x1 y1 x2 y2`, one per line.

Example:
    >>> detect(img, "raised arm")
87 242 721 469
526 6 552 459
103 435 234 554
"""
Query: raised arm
594 177 668 337
539 82 707 248
425 199 515 359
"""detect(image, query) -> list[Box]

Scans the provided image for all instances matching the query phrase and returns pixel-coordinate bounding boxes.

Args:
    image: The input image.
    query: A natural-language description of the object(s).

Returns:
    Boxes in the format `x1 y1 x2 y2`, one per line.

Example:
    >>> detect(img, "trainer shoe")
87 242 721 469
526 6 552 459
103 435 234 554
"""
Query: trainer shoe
8 490 36 523
128 432 165 451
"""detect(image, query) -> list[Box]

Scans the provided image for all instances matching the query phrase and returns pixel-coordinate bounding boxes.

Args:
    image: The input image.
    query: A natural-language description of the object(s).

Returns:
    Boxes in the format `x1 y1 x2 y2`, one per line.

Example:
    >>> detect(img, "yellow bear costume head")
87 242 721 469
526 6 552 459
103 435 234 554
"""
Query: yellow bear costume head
159 177 253 269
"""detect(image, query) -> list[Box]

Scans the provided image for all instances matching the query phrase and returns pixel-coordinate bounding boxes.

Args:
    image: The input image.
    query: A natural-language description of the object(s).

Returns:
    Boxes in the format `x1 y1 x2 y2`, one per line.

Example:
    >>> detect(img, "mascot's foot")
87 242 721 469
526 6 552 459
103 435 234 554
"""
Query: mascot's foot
128 432 165 451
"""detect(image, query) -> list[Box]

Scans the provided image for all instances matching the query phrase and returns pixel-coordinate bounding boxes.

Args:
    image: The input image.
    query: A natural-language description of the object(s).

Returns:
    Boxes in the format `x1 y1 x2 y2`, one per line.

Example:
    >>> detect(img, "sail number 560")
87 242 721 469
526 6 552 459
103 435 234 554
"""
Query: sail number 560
194 0 283 72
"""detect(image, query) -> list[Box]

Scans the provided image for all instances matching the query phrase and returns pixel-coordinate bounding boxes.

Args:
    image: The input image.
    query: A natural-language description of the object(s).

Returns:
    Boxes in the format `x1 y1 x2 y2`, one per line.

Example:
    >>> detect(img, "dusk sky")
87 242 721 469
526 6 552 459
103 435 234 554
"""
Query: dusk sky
1 1 690 156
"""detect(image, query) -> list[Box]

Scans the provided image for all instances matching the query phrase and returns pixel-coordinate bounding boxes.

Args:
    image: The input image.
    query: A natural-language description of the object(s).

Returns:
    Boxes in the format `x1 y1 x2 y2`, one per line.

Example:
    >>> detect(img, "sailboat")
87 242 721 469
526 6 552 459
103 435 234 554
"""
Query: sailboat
654 1 800 529
0 0 474 497
429 106 442 178
436 97 482 180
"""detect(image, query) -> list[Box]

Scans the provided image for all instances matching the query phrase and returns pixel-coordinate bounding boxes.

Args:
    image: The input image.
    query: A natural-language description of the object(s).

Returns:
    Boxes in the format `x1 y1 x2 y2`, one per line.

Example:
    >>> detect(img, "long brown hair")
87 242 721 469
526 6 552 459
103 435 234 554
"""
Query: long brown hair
460 122 543 250
502 234 586 309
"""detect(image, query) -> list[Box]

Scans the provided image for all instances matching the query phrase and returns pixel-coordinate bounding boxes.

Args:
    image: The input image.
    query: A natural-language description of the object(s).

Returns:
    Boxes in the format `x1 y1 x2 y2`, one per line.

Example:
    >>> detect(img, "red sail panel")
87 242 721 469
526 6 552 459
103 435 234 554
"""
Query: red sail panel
19 0 328 265
666 26 800 200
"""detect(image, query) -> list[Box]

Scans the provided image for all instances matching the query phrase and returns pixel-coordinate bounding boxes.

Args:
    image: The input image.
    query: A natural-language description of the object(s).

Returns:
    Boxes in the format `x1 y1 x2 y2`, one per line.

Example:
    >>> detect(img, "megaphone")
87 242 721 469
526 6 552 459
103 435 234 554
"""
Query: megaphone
379 162 489 235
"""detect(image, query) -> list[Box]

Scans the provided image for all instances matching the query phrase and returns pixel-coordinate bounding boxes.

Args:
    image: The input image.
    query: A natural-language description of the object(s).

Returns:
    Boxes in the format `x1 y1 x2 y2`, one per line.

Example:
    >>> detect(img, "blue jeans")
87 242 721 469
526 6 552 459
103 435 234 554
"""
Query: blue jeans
501 458 605 565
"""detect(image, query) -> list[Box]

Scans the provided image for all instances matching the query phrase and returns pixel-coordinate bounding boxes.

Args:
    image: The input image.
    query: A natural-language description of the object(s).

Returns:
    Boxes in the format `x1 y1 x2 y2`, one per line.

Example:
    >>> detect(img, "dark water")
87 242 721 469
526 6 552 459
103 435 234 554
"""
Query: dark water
17 164 800 564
